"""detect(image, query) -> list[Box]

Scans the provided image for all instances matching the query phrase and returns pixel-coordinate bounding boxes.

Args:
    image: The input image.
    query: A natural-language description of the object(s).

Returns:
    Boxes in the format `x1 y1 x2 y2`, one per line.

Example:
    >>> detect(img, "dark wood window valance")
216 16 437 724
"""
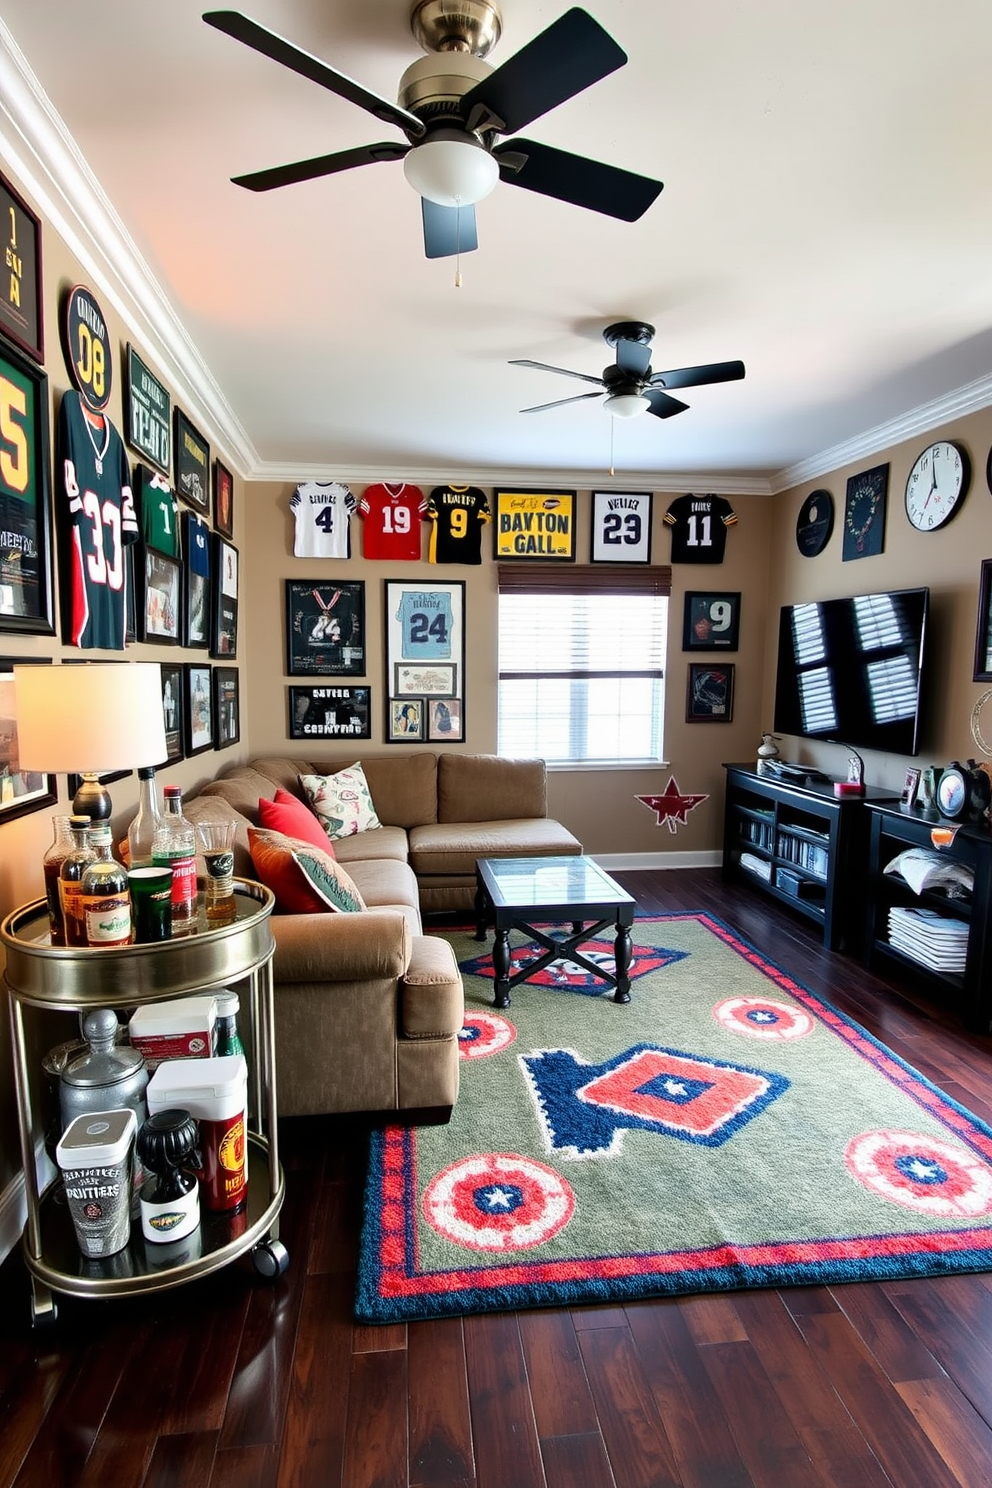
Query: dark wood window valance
496 563 671 596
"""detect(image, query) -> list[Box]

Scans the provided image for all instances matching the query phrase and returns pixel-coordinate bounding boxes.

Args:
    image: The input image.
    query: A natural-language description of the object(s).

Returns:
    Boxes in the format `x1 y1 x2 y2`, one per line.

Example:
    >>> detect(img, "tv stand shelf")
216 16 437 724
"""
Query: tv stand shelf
722 765 896 950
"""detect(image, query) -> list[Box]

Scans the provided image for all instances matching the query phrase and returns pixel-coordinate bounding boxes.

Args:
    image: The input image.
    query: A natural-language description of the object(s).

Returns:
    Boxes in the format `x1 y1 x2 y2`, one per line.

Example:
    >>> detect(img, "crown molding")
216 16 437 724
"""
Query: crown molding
247 459 775 495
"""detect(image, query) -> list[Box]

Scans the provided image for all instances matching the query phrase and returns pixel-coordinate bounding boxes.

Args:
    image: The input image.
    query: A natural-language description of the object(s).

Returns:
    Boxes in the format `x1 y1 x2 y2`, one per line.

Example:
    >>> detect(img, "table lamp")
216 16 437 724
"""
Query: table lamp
13 663 168 820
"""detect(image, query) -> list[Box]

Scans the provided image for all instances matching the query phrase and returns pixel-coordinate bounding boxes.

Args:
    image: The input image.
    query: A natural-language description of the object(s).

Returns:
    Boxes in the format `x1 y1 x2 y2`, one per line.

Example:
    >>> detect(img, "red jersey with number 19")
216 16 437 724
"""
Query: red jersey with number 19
359 482 427 560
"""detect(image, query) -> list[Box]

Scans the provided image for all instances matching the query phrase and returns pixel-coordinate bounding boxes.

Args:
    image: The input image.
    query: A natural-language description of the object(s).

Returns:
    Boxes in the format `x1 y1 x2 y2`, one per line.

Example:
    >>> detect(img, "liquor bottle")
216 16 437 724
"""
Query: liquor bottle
152 785 197 932
43 814 75 945
80 824 132 948
127 765 162 868
214 990 245 1058
59 815 96 948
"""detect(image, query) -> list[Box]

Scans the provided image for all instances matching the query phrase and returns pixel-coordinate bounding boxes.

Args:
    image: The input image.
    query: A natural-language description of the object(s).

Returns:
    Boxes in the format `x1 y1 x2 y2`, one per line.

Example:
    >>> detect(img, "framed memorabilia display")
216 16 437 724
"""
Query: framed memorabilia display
181 510 210 648
0 340 55 635
427 695 463 742
0 172 43 363
213 665 240 749
141 548 182 643
210 536 238 659
159 661 184 764
682 591 741 651
901 766 922 808
125 344 171 474
686 662 735 722
213 459 234 539
183 663 214 755
174 406 210 513
590 491 652 564
0 657 57 822
289 684 371 742
393 662 456 697
493 489 576 561
61 284 112 412
285 579 365 677
387 697 424 743
974 558 992 683
842 463 888 561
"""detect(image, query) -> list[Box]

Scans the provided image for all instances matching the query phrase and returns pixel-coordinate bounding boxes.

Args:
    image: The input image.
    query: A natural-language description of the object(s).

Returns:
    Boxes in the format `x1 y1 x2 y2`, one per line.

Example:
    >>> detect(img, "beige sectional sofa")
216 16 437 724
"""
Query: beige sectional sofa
184 752 582 1122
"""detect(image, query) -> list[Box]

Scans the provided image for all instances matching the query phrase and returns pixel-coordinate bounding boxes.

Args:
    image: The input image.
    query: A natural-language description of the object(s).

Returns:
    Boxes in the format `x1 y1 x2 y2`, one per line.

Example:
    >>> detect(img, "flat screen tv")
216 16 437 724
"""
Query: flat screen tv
773 586 930 757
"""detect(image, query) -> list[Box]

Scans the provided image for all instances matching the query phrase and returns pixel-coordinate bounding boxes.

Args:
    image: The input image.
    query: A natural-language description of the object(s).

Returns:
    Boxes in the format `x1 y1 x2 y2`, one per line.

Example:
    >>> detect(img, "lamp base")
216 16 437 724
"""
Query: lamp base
72 772 113 821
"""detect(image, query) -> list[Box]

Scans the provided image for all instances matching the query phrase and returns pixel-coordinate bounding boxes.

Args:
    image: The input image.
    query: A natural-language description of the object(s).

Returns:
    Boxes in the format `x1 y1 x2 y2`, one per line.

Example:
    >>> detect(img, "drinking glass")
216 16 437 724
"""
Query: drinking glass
196 821 237 923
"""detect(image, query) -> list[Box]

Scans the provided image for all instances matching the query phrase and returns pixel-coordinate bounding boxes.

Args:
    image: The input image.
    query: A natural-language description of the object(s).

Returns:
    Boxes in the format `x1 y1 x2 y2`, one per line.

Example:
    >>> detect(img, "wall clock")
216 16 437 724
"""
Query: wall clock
842 463 889 562
904 440 970 531
795 489 833 557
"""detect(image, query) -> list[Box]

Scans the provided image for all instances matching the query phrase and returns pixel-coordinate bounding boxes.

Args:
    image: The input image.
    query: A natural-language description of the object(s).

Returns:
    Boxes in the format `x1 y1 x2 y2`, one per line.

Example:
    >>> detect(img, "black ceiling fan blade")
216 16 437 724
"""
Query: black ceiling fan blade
645 389 690 419
649 359 746 391
520 392 605 414
496 139 662 222
509 358 604 388
203 11 424 135
614 338 653 378
232 142 408 192
461 8 625 135
422 199 478 259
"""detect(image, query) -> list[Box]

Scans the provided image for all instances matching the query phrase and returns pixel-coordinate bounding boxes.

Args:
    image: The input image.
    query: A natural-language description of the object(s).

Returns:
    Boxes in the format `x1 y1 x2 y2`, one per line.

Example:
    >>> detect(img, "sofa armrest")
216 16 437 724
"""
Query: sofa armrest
270 910 411 984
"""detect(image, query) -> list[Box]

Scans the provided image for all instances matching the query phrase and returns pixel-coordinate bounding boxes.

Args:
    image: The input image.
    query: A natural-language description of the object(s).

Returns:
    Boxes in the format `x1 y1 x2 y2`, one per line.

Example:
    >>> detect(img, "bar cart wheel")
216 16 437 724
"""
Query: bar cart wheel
30 1281 57 1327
252 1238 289 1278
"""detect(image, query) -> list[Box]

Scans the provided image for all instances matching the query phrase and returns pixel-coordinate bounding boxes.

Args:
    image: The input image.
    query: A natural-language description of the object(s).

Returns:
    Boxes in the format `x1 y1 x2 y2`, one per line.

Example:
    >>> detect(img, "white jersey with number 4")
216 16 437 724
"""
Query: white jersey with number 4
290 480 357 558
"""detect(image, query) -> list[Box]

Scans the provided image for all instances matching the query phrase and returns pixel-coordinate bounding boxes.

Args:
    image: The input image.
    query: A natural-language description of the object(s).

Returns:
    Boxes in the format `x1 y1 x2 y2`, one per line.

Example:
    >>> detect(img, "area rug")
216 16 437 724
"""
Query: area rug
355 913 992 1322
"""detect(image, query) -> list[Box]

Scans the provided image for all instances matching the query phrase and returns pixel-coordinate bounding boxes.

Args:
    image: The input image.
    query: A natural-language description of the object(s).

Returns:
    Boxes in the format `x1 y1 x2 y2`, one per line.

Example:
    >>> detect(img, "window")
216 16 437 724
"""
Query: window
497 564 670 764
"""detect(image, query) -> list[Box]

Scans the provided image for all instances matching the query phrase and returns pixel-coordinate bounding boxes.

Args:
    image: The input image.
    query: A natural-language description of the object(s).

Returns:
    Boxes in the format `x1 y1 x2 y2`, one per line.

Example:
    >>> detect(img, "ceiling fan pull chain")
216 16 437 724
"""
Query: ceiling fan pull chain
609 414 615 477
454 200 463 288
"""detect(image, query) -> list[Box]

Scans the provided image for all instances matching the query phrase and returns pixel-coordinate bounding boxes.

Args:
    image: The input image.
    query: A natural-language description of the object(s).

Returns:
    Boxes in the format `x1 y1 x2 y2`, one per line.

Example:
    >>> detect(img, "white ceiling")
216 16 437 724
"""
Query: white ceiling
2 0 992 493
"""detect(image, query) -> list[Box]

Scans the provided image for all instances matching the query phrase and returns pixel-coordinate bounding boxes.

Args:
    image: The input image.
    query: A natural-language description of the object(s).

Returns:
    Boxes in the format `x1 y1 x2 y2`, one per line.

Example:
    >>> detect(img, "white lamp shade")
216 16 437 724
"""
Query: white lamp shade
14 663 167 774
604 392 651 419
402 138 499 207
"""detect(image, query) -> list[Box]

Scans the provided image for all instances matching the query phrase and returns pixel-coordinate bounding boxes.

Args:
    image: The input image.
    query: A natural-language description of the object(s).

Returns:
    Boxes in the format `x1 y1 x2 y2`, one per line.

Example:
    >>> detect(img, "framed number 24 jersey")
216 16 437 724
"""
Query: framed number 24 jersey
664 493 737 564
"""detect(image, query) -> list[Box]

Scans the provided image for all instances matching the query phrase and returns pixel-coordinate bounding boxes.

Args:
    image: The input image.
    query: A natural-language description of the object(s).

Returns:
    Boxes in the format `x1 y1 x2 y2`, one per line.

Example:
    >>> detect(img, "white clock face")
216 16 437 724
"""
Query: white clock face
905 441 970 531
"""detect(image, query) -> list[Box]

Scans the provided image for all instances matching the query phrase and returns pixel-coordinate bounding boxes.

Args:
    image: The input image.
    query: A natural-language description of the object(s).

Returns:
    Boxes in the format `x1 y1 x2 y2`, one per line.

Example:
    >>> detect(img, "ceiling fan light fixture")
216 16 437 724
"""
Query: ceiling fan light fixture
403 137 499 206
604 391 650 419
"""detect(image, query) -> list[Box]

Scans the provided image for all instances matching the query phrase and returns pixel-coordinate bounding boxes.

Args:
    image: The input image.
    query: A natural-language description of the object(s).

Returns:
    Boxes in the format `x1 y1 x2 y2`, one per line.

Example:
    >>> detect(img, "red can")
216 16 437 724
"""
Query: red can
146 1055 248 1212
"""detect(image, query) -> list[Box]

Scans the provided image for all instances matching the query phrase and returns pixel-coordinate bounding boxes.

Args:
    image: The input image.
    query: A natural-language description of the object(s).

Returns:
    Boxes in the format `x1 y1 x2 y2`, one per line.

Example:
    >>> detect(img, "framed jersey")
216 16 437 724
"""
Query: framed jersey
591 490 653 563
291 479 356 558
664 493 737 563
285 578 366 676
426 484 490 564
181 510 210 648
385 580 465 745
359 482 425 560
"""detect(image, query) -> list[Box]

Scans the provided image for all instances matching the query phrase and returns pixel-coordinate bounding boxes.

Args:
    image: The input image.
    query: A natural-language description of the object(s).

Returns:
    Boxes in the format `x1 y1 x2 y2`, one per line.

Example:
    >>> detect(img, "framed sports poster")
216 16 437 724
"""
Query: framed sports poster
285 579 365 676
686 662 735 722
159 661 184 764
0 657 57 822
493 490 576 560
385 580 464 743
210 536 238 659
174 407 210 513
140 549 181 643
289 684 371 742
184 663 214 755
0 340 55 635
213 459 234 538
182 510 210 648
591 491 652 563
125 345 170 474
0 172 43 363
682 591 741 651
213 665 240 749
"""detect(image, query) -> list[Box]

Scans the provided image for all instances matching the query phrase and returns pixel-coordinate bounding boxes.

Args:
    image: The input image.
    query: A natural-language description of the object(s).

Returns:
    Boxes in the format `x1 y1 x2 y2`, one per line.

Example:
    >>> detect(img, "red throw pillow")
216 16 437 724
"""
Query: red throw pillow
258 787 334 857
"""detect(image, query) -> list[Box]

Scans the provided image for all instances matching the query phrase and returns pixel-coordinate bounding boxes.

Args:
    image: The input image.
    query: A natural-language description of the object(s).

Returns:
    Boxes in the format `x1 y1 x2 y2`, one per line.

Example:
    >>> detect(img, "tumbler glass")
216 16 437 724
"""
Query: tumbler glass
127 866 173 943
196 821 237 923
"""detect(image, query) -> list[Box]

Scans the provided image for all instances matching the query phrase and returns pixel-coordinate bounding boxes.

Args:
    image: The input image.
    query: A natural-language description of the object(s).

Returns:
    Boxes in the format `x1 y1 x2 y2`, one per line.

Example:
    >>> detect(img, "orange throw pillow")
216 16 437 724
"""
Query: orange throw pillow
248 827 365 914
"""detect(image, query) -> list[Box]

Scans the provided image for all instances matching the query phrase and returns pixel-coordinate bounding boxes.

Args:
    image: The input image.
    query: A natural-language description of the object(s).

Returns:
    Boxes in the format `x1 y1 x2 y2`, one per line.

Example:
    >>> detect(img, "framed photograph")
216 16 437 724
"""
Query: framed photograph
0 172 43 363
0 657 57 821
427 695 463 742
974 558 992 682
174 407 210 514
141 549 181 643
683 591 741 651
493 489 576 561
213 666 240 750
901 766 922 808
387 697 424 742
125 344 170 474
213 459 234 539
289 684 371 742
0 339 55 635
183 663 214 755
285 579 365 677
159 661 184 764
590 491 653 564
393 662 456 698
686 662 735 722
182 510 210 648
842 462 889 562
210 536 238 659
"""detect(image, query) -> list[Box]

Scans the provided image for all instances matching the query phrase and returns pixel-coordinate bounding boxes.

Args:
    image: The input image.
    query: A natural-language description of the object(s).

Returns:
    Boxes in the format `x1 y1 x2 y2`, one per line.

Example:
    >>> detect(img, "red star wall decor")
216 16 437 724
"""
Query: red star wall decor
636 778 708 834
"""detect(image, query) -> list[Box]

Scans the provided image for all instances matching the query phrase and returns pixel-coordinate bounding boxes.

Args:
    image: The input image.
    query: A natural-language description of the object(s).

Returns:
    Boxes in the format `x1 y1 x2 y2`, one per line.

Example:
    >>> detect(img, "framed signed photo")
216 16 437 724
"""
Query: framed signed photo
184 663 214 755
493 490 576 561
0 657 57 822
125 344 170 475
285 579 365 676
590 491 652 563
213 665 240 749
0 340 55 635
159 661 184 765
210 536 238 659
0 172 43 363
213 459 234 539
682 591 741 651
686 663 735 722
174 406 210 513
289 684 371 742
141 549 181 643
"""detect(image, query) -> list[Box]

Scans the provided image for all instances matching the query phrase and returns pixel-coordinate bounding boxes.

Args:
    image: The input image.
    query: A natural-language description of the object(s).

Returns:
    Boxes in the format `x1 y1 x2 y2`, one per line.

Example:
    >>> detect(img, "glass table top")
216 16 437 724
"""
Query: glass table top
477 855 634 911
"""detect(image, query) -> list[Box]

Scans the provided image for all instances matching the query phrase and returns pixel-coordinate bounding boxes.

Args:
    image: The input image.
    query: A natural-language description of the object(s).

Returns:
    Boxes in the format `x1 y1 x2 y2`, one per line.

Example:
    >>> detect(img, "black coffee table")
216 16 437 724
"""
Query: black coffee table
474 855 636 1008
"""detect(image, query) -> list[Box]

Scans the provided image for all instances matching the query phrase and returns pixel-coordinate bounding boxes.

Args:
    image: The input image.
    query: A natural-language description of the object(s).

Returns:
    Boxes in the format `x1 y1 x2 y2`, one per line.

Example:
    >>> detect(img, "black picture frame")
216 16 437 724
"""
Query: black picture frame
213 459 234 539
387 697 425 743
0 656 57 822
174 407 210 514
590 491 653 564
427 695 463 742
974 558 992 683
140 548 182 643
686 662 735 722
0 338 55 635
183 663 214 755
125 344 170 475
842 463 889 562
210 536 238 659
181 510 210 649
213 666 240 750
0 172 43 364
159 661 184 765
682 591 741 651
285 579 366 677
384 579 465 745
288 684 371 742
493 490 576 561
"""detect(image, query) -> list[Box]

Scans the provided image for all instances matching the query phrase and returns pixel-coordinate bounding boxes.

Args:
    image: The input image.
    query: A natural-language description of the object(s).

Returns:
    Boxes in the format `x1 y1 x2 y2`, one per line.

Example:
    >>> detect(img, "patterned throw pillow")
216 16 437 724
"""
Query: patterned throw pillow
298 763 381 841
247 827 367 914
258 787 335 856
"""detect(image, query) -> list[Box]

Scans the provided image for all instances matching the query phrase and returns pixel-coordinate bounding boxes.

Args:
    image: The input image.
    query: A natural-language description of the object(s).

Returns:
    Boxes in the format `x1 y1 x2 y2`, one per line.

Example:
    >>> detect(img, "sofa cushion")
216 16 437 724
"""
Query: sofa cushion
408 817 583 878
300 763 382 839
437 753 548 823
258 787 334 855
248 827 367 914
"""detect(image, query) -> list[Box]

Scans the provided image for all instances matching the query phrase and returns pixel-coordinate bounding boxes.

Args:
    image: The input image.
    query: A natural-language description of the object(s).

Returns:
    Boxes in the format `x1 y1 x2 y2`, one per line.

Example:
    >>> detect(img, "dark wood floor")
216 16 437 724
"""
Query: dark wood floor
3 867 992 1488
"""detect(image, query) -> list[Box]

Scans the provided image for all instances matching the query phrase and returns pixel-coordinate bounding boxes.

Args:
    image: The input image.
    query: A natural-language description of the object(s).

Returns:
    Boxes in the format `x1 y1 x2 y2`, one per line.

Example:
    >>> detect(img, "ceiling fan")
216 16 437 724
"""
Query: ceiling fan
511 321 746 420
203 2 662 259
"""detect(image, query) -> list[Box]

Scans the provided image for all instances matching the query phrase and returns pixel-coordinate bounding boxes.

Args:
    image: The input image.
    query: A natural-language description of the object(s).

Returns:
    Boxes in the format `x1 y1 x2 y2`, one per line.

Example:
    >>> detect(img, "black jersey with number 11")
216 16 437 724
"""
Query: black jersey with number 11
663 493 737 564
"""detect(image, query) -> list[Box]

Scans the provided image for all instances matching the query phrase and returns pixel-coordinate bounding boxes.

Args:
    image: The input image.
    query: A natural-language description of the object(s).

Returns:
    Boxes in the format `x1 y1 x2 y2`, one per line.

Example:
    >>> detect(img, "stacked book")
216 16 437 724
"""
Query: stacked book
887 906 968 973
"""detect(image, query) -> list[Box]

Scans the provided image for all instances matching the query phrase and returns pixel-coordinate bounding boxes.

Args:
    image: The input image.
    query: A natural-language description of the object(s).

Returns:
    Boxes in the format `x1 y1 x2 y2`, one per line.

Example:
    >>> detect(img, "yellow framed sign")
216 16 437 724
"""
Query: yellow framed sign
493 489 576 560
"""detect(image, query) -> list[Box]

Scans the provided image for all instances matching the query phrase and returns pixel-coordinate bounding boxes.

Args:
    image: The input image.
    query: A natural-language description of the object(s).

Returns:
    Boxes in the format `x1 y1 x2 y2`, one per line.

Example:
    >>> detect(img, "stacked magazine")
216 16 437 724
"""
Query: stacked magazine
887 906 968 973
